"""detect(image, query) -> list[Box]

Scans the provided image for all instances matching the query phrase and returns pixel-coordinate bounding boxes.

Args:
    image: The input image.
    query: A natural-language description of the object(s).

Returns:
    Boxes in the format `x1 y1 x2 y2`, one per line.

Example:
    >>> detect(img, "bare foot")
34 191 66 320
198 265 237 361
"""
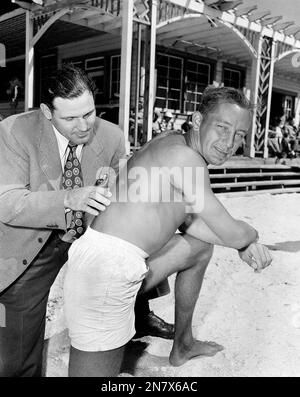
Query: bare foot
169 339 224 367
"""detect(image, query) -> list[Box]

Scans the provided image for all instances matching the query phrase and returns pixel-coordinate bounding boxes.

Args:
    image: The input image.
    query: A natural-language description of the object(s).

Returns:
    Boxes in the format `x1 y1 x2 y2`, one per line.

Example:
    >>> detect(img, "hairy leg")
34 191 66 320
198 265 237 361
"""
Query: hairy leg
68 345 125 377
142 233 211 293
169 243 224 366
141 233 223 366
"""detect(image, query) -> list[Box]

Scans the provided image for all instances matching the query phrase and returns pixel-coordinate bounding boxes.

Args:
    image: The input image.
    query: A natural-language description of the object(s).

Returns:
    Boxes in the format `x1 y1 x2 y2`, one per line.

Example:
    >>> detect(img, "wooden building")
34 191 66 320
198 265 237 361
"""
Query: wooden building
1 0 300 157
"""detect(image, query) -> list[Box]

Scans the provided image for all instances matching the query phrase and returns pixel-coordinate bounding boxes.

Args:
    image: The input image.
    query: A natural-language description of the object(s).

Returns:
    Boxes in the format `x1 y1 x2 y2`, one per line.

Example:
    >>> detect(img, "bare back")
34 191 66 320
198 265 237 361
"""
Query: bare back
91 132 192 255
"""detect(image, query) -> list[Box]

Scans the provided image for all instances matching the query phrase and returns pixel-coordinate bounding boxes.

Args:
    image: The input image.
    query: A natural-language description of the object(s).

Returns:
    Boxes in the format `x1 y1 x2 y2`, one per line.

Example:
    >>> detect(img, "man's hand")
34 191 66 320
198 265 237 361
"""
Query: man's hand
238 243 272 273
64 185 112 216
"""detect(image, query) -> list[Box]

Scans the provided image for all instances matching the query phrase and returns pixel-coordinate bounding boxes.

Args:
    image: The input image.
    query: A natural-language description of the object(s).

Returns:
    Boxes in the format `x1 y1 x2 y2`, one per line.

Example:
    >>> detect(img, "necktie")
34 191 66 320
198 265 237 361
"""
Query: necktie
62 144 85 240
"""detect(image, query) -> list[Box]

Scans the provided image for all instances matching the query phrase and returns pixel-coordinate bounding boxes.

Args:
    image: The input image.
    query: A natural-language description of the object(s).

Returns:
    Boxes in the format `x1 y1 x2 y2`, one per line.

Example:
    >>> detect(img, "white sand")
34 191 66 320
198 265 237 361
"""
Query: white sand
45 193 300 377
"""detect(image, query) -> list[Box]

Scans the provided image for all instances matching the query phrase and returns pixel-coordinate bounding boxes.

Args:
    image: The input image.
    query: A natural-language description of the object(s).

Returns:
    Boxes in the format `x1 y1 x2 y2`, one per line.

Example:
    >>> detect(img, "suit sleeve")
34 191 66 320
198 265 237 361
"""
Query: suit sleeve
0 123 68 230
109 130 127 175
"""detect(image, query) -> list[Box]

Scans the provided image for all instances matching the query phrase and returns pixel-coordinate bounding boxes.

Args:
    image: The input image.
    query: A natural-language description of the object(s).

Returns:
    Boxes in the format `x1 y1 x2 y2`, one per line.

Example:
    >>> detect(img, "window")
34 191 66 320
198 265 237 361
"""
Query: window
223 67 244 89
110 55 121 99
85 57 105 104
85 56 104 71
184 60 211 112
155 53 183 112
283 95 294 119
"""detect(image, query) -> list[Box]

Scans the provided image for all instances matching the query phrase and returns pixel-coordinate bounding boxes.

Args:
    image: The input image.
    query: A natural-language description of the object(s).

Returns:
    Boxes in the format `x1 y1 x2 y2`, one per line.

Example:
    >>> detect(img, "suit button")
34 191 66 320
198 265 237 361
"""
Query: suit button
23 259 27 265
38 238 43 243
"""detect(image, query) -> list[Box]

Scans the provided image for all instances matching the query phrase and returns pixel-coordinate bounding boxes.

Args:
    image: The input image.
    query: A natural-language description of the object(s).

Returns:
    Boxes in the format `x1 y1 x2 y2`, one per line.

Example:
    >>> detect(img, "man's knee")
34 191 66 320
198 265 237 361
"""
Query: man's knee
188 238 214 268
199 242 214 264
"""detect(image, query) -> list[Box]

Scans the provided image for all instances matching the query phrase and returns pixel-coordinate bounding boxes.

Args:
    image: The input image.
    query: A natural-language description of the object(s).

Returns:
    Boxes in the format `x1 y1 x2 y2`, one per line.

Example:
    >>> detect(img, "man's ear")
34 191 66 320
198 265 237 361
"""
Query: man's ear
40 103 52 120
192 111 203 132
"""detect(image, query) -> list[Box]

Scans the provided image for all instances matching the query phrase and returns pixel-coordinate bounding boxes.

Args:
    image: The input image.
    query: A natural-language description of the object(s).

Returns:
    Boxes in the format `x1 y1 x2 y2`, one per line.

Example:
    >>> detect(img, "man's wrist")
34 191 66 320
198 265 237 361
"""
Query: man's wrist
238 231 259 252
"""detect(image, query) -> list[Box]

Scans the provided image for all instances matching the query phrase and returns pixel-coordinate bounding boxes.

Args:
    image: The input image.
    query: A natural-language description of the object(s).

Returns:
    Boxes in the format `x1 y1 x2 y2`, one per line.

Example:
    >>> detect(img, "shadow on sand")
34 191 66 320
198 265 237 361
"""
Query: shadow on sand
266 240 300 253
120 339 170 376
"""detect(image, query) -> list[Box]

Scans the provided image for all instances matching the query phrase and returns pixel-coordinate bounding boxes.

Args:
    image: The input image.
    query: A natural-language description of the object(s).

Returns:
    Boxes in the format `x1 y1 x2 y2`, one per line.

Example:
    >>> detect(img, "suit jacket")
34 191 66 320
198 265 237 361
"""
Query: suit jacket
0 110 125 292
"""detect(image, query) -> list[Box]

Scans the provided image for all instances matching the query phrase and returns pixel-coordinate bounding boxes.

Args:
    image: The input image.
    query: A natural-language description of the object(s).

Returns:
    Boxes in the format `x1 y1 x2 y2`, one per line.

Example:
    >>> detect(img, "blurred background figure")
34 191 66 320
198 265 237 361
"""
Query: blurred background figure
181 114 192 134
158 110 174 133
7 77 23 115
152 110 162 137
284 116 297 157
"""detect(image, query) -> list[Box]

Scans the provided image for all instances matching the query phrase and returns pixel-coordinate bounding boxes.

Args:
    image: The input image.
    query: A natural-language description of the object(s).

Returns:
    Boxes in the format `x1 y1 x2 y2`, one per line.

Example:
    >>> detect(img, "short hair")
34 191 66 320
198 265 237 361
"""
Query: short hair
41 63 96 111
198 86 253 120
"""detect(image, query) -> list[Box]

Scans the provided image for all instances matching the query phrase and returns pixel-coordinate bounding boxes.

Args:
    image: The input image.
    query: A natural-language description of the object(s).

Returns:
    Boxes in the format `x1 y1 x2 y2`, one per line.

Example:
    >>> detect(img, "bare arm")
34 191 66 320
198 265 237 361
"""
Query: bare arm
169 146 258 249
183 214 258 248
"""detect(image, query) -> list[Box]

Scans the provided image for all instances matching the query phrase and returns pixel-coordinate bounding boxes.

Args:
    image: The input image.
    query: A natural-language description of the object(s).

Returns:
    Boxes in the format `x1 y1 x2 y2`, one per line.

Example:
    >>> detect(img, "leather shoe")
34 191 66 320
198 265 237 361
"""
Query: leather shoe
134 311 175 339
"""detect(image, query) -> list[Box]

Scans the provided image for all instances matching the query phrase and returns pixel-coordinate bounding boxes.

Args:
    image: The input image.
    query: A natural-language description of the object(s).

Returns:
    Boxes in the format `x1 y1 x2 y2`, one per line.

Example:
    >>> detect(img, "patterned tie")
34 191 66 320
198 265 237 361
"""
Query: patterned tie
62 144 85 240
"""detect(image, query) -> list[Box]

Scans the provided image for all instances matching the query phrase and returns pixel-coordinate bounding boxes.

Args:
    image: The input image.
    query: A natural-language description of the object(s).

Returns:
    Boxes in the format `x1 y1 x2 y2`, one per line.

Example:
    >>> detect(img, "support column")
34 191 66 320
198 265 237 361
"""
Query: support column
143 0 158 142
214 59 223 86
134 23 142 147
119 0 134 155
25 10 34 111
263 39 276 158
294 95 300 128
0 42 5 67
249 35 275 158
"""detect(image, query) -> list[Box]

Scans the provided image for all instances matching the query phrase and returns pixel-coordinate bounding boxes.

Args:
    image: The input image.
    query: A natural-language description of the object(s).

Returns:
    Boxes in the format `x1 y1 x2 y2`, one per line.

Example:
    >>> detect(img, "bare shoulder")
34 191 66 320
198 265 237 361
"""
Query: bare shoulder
156 134 207 169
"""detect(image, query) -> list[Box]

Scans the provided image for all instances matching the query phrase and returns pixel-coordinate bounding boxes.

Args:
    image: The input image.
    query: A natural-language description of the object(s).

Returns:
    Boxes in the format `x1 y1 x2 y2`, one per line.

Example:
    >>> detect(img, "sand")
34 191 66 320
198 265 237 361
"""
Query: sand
44 192 300 377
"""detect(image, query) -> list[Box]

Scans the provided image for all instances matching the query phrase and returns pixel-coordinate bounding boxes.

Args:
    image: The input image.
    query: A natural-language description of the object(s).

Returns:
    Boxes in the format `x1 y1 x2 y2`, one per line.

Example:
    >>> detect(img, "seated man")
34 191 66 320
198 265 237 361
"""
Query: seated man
63 87 272 377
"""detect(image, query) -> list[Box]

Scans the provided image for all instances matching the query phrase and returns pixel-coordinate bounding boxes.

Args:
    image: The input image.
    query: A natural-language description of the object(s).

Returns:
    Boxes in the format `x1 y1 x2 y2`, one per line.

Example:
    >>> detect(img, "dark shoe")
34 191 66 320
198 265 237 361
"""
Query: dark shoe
134 311 175 339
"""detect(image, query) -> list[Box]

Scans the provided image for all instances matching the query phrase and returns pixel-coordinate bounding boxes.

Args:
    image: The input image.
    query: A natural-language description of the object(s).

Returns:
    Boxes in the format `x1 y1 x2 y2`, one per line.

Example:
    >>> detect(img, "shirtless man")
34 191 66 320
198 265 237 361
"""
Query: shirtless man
64 87 272 377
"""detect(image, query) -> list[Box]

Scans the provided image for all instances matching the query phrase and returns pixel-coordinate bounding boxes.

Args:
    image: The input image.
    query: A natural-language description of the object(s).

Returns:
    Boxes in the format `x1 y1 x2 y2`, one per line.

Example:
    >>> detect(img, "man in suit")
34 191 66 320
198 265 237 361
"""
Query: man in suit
0 65 173 377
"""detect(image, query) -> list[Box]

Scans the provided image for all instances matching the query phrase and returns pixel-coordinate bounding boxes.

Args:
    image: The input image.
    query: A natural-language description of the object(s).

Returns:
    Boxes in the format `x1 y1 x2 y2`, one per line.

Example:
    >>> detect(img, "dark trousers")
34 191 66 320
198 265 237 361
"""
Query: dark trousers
0 232 70 377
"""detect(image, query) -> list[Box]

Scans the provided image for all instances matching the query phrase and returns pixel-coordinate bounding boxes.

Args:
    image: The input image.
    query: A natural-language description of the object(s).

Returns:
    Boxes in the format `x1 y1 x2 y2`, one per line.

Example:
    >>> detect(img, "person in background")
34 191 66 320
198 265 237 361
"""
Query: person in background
181 115 193 134
158 110 174 133
7 77 23 115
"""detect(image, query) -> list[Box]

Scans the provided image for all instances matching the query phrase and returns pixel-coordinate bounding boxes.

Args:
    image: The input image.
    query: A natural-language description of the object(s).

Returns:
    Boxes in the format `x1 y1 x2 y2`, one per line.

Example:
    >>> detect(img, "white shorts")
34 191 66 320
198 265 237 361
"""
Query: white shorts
64 227 149 352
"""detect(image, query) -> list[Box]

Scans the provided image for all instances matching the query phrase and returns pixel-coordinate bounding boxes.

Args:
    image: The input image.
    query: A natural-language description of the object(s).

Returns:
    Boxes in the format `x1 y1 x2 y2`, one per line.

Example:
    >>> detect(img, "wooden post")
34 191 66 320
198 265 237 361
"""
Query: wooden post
248 35 262 158
0 42 5 67
25 10 34 111
263 39 276 158
134 23 142 147
119 0 133 155
143 0 158 142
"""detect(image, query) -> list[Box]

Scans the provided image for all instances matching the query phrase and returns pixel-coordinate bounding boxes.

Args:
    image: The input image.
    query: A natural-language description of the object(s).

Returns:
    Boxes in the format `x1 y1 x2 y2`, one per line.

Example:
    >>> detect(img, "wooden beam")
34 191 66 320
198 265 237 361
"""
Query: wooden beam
33 0 89 15
11 0 34 11
248 11 271 23
218 1 243 12
234 5 257 17
285 26 300 36
64 9 102 23
32 8 70 46
260 16 282 27
273 21 295 32
0 7 25 22
86 14 116 27
203 0 219 6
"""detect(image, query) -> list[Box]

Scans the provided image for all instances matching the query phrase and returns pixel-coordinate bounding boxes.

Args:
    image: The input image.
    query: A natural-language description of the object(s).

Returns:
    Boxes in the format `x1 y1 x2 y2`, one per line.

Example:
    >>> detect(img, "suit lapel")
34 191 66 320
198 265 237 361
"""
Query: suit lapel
81 119 105 186
38 112 62 190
